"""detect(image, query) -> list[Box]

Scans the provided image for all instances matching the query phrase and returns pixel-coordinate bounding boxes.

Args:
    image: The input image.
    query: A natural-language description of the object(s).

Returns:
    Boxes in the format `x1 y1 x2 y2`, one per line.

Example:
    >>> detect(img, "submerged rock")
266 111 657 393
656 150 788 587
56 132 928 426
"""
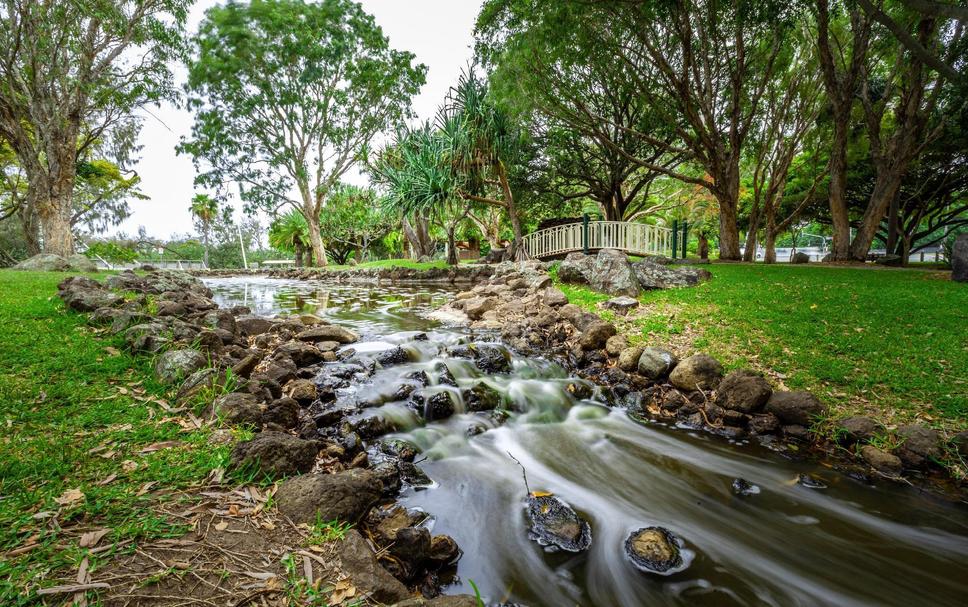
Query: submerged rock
731 478 760 497
526 494 592 552
796 474 827 489
624 526 685 574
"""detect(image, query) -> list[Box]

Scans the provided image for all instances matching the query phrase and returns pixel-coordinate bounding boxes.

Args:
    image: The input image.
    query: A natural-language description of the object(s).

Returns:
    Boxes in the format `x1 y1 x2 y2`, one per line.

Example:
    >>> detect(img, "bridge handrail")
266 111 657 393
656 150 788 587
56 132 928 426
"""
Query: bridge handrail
524 220 672 259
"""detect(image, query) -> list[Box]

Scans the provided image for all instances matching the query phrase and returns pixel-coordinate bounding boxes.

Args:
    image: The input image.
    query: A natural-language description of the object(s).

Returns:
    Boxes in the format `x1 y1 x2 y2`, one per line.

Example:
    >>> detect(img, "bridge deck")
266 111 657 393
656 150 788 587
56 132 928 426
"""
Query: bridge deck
524 221 673 260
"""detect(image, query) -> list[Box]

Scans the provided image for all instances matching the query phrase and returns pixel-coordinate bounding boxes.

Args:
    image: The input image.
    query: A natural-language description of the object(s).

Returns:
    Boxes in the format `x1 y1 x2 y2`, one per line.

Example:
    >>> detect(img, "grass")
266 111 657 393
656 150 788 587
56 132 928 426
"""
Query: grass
0 271 229 605
556 264 968 431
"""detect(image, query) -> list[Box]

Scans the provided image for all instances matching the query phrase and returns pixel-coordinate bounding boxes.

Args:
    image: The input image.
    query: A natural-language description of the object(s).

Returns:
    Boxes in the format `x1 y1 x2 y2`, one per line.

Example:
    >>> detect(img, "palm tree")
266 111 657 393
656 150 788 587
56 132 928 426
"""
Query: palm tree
189 194 218 268
268 210 311 267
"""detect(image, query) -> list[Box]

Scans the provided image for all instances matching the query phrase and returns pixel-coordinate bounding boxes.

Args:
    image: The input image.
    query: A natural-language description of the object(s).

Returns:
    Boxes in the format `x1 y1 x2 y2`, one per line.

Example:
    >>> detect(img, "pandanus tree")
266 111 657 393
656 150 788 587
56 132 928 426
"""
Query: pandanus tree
268 210 311 267
189 194 218 268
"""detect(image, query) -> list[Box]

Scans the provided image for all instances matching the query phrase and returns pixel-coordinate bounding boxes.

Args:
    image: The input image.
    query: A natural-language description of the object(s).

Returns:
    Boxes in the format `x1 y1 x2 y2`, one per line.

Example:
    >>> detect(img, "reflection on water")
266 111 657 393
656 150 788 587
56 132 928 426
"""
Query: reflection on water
205 277 968 607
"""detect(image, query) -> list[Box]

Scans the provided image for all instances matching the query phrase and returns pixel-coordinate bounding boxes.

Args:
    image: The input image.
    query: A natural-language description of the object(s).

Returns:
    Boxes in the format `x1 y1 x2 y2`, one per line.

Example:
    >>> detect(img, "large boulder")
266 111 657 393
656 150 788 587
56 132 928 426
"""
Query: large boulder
275 469 382 524
715 370 772 414
791 252 810 264
765 391 825 426
153 349 208 384
213 392 264 426
297 325 358 344
630 261 711 290
67 254 98 272
235 314 274 336
228 431 318 478
893 424 941 469
557 250 640 296
340 530 410 604
13 254 70 271
952 233 968 282
668 354 723 391
557 252 595 285
579 320 617 350
837 416 883 445
637 347 678 380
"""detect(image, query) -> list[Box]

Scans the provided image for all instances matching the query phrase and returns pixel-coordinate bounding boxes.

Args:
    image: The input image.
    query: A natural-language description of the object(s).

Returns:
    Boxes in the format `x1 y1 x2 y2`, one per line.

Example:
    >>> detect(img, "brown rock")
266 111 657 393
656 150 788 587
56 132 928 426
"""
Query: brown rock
340 530 410 604
715 370 772 414
765 391 825 426
668 354 723 391
276 469 382 524
860 445 902 475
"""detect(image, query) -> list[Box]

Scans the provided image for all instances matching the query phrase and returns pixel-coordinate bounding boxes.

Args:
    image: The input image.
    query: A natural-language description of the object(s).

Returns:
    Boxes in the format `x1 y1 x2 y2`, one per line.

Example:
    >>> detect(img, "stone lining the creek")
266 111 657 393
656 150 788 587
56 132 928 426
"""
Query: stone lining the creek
56 263 968 605
192 263 497 284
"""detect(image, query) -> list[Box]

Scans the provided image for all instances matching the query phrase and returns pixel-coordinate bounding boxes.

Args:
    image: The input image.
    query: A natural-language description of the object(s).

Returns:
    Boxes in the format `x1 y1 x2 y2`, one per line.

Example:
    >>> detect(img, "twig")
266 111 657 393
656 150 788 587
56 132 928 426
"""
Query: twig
506 451 532 495
37 583 110 595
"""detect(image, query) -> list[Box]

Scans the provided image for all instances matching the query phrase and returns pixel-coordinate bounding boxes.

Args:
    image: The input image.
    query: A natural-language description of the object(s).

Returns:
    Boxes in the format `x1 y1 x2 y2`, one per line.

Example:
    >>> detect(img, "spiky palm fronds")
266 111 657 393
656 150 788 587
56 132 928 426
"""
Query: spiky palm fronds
268 209 310 252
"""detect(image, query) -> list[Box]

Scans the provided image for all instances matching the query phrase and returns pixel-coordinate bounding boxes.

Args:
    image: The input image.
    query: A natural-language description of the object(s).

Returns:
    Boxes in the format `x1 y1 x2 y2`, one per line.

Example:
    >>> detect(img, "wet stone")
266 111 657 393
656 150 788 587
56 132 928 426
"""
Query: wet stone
797 474 827 489
624 527 685 574
526 494 592 553
731 478 760 497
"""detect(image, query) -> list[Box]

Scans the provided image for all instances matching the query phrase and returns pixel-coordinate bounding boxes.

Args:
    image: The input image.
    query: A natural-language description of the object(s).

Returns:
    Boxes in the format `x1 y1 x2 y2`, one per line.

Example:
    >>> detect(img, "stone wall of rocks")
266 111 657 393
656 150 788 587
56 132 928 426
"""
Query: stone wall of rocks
192 264 497 284
432 261 966 490
57 268 481 604
557 249 712 296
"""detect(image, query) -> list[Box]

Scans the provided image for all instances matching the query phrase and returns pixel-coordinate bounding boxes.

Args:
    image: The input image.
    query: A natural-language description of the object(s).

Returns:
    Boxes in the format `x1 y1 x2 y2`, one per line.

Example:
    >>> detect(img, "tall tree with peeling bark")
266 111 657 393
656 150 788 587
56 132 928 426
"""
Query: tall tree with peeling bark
0 0 189 257
180 0 425 266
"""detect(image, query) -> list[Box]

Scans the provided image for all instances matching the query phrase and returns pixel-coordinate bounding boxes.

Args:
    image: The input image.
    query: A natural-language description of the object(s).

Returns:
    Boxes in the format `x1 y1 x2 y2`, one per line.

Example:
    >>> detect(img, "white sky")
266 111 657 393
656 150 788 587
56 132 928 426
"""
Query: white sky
118 0 483 240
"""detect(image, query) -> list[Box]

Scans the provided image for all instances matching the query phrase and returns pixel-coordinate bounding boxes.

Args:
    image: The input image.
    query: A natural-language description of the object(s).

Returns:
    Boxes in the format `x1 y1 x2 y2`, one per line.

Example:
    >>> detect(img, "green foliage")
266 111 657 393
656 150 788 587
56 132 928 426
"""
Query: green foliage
320 184 395 263
305 517 353 545
84 241 139 264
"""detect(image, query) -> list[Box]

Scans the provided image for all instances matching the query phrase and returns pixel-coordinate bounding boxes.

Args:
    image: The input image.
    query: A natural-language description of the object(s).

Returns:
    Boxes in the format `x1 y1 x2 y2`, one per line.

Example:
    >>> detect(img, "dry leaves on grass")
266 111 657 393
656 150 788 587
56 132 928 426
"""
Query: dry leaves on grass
54 488 85 507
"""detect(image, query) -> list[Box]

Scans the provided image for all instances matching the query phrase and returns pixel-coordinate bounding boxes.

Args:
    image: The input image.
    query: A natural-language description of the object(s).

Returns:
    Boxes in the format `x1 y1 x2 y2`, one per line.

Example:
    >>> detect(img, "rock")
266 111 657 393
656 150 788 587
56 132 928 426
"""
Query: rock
275 469 382 523
264 397 299 428
464 382 502 412
952 431 968 458
389 526 431 564
637 347 678 380
791 251 810 264
14 253 70 271
624 527 684 574
579 321 617 350
422 392 455 421
231 353 262 378
796 474 827 489
605 334 628 357
557 250 640 296
731 478 760 496
228 431 318 478
783 424 812 442
275 340 324 367
874 254 903 266
715 370 772 414
541 287 569 307
297 325 358 344
860 445 902 475
427 534 461 564
463 296 498 321
66 254 98 272
392 596 479 607
153 349 207 385
235 314 274 336
748 413 780 435
285 378 318 404
557 252 594 285
952 233 968 282
631 261 711 289
526 494 591 552
376 346 412 367
470 343 512 374
668 354 722 391
340 530 410 605
837 416 882 445
765 391 825 426
603 296 640 316
894 424 941 469
213 392 263 426
618 347 644 372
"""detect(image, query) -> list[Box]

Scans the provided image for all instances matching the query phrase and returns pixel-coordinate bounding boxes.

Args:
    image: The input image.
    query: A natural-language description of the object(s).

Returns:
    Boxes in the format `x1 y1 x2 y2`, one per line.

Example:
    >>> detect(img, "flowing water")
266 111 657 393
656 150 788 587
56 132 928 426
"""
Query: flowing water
206 276 968 607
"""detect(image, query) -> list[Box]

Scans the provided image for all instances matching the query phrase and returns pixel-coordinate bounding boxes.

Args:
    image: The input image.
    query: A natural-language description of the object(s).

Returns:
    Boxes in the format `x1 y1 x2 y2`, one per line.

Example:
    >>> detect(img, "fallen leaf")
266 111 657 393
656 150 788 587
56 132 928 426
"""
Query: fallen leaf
214 521 229 531
121 460 138 473
139 440 182 454
54 488 85 507
97 473 118 486
79 529 111 548
135 481 158 497
228 504 240 516
104 347 121 357
330 579 357 603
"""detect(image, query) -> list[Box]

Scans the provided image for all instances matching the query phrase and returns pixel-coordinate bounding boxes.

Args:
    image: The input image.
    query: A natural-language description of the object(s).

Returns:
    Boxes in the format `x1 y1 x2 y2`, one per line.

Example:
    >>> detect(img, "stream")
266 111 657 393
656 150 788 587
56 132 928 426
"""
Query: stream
206 276 968 607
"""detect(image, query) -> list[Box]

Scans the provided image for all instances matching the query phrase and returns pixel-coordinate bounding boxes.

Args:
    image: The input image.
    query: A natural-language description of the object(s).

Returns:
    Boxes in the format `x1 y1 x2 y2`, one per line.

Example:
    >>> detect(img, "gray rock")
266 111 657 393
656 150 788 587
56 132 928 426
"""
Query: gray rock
214 392 263 426
715 370 772 414
953 233 968 282
603 295 640 315
13 253 71 271
837 416 883 445
952 431 968 458
791 251 810 264
463 296 498 320
526 494 591 552
624 526 685 574
340 530 410 604
579 320 617 350
275 469 382 524
618 346 645 372
637 347 678 380
275 340 324 367
297 325 358 344
228 431 318 478
860 445 902 475
590 249 640 296
235 314 274 336
765 391 825 426
631 261 711 289
541 286 569 307
392 595 480 607
894 424 941 469
66 254 98 272
153 349 208 385
557 252 594 285
669 354 722 391
874 254 903 266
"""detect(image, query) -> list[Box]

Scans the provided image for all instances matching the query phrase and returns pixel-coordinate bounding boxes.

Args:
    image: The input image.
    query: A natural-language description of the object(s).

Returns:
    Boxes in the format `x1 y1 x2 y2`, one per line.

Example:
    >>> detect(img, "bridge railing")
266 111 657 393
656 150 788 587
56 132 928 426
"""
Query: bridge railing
524 221 672 259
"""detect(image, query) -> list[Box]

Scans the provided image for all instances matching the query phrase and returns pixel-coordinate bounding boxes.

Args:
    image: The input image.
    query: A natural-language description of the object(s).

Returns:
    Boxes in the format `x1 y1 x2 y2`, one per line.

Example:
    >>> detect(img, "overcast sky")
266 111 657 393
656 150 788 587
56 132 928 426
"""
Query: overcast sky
118 0 484 240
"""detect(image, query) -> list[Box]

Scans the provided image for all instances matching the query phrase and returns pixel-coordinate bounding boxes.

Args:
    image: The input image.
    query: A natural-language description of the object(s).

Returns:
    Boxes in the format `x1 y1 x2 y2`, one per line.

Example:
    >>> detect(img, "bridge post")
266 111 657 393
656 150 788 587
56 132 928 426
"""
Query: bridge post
671 220 678 260
582 213 589 255
681 220 689 259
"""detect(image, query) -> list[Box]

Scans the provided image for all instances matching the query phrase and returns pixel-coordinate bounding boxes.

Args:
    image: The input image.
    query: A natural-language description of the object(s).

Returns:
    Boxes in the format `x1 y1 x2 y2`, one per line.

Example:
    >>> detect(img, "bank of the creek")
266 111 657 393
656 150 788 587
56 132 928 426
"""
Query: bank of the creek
54 266 968 607
201 275 968 607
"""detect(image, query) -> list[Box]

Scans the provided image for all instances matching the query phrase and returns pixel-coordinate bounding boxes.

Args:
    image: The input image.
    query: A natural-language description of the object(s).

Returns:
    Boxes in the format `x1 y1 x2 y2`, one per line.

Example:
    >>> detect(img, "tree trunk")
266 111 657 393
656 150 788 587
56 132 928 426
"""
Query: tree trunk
402 214 434 259
446 227 459 266
764 230 778 264
849 174 903 261
203 225 210 268
743 201 762 262
18 207 41 256
497 162 528 261
885 190 900 254
698 233 709 260
37 197 74 257
294 242 304 267
827 121 853 261
305 216 328 267
715 180 742 260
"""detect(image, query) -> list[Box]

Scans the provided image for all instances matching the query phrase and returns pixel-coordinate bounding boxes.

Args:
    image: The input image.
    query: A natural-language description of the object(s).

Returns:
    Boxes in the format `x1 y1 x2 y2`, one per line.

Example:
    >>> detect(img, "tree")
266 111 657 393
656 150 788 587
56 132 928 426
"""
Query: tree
0 0 188 257
318 184 394 264
190 194 219 268
181 0 426 267
268 211 311 267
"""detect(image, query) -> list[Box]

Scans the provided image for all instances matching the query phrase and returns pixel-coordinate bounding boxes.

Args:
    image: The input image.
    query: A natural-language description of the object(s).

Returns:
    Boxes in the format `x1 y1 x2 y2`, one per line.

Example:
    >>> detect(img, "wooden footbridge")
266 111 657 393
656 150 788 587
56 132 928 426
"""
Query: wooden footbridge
523 220 674 260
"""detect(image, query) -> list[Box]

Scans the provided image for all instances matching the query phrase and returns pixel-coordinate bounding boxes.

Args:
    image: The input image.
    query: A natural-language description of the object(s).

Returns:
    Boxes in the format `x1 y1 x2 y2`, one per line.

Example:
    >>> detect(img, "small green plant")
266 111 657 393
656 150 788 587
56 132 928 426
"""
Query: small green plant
306 516 353 545
468 579 485 607
281 552 327 606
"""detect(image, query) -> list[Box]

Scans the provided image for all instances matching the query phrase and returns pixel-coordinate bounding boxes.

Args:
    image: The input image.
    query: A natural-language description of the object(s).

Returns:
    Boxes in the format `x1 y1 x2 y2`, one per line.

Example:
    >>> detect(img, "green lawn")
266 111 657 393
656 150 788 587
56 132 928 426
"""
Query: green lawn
0 271 229 605
559 264 968 431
